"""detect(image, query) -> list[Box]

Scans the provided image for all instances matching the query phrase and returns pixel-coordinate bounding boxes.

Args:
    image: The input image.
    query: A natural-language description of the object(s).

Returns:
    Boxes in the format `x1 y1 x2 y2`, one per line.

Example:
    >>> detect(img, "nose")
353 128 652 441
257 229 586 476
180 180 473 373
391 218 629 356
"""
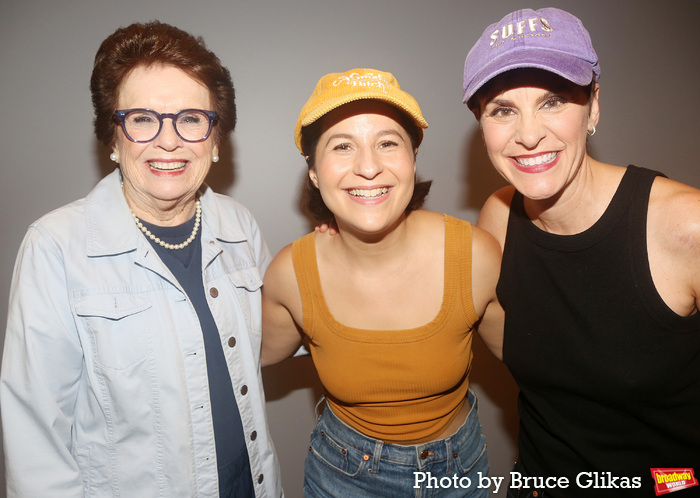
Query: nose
153 118 182 151
353 149 383 180
515 113 545 150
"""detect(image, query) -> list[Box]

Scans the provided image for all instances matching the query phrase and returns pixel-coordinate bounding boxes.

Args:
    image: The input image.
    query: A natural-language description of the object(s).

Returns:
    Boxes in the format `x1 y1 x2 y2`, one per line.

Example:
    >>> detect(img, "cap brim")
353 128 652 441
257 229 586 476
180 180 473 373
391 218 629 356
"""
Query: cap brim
294 93 428 153
463 48 596 104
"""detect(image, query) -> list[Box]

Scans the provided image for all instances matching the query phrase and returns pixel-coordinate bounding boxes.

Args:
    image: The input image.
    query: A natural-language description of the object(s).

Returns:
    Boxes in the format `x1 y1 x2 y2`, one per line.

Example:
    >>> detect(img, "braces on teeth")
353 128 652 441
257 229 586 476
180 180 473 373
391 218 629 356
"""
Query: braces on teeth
348 188 389 198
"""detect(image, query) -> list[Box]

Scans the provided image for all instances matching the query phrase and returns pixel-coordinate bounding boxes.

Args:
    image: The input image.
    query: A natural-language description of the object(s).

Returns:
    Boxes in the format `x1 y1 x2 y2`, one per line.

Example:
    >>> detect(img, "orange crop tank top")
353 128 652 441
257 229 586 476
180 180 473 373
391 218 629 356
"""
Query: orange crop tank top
291 214 478 444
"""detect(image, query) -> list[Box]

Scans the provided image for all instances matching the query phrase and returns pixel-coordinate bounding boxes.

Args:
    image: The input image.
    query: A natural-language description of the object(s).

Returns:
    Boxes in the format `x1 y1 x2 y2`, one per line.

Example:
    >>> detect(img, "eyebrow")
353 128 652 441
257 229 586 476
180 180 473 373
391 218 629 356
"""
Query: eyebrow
321 133 353 149
323 128 406 147
375 129 405 141
536 91 559 105
487 90 560 108
488 98 513 107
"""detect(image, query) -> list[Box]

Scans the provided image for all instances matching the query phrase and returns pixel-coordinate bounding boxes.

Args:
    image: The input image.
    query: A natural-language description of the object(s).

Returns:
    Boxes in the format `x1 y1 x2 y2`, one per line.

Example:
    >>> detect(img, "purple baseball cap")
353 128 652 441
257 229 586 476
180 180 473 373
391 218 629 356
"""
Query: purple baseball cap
463 7 600 104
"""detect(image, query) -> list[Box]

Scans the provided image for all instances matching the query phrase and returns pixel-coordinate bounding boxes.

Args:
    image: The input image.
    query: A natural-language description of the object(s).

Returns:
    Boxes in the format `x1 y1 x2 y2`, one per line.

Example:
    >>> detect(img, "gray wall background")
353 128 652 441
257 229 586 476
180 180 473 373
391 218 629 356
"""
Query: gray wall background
1 0 698 496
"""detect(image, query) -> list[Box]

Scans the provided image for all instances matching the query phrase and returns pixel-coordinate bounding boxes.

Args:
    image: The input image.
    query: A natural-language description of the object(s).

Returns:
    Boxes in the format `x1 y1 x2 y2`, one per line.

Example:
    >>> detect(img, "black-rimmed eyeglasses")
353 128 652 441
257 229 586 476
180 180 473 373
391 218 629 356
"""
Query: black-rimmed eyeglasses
114 108 218 143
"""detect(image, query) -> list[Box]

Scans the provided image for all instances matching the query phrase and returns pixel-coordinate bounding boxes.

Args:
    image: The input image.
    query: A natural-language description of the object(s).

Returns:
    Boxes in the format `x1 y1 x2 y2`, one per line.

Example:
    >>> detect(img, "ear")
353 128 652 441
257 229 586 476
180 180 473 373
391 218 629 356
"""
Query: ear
588 84 601 130
308 168 319 189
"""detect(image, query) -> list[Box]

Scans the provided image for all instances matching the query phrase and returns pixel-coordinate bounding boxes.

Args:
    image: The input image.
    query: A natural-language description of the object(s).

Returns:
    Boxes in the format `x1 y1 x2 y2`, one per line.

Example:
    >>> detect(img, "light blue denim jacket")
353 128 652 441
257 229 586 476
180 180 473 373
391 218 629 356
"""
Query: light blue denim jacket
1 169 283 497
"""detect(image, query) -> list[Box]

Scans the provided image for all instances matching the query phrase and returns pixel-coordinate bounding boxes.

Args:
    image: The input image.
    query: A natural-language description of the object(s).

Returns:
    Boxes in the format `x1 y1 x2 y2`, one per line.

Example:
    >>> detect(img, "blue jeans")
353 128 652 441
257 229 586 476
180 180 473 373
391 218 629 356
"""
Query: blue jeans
304 390 490 497
506 460 547 498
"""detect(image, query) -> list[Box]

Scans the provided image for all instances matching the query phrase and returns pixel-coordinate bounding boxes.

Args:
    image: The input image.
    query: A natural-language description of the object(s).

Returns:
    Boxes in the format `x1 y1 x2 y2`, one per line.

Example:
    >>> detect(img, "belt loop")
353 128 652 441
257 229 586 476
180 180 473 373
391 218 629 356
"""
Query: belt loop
314 396 326 421
370 440 383 475
445 437 454 474
469 389 478 411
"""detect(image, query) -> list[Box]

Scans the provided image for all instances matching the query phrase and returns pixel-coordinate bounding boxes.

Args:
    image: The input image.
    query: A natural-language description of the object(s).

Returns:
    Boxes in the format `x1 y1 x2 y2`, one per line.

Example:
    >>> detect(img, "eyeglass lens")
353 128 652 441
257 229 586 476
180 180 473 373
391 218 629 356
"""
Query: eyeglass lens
124 110 212 142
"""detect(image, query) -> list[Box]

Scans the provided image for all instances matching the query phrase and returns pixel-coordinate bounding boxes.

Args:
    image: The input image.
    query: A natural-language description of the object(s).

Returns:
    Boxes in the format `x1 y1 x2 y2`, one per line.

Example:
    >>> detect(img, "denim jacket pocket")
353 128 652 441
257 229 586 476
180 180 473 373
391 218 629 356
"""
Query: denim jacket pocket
74 293 153 370
229 266 263 293
228 267 264 349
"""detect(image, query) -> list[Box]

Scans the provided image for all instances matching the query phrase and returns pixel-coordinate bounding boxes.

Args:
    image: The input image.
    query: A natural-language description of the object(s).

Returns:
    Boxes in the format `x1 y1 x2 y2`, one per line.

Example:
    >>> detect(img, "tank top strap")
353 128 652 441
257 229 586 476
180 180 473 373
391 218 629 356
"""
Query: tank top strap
625 165 664 237
291 232 318 337
444 215 478 325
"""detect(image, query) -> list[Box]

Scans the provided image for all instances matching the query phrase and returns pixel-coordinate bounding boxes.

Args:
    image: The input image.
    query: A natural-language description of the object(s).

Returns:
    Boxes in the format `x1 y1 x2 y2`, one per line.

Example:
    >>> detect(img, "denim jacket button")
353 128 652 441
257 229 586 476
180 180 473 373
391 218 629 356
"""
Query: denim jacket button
228 336 236 348
209 287 219 298
241 385 248 395
250 430 257 441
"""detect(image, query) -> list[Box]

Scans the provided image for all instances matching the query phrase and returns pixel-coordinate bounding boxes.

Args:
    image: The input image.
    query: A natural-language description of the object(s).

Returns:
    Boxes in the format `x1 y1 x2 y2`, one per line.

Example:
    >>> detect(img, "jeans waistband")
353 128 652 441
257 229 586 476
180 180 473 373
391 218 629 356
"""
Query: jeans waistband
314 390 481 471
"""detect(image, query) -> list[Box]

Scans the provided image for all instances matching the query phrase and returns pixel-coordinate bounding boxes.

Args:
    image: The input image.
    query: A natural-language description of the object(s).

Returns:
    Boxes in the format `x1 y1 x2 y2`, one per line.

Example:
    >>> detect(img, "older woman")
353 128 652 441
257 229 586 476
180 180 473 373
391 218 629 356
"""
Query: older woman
464 8 700 497
262 68 502 497
0 22 281 497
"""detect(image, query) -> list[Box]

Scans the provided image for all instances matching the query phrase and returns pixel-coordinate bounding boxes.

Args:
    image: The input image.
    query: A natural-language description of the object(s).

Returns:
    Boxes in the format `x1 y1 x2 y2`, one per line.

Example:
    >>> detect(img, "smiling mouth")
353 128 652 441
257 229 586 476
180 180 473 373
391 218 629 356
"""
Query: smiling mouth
515 152 558 167
347 187 389 199
148 161 187 172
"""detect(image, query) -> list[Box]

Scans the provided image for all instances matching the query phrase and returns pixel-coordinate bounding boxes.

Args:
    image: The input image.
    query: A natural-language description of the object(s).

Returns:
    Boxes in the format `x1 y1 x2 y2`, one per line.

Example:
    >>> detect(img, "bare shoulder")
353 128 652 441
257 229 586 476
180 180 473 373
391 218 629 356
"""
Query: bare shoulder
471 225 502 268
470 223 501 303
411 209 447 226
470 223 504 357
262 242 306 365
476 186 517 248
263 243 298 304
405 209 450 240
647 176 700 313
649 177 700 248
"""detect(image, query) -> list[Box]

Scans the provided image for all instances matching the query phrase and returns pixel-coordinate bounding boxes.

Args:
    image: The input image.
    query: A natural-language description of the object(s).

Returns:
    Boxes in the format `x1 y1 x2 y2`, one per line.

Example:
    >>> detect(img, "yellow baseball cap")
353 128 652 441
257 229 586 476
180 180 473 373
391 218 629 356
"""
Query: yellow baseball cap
294 68 428 153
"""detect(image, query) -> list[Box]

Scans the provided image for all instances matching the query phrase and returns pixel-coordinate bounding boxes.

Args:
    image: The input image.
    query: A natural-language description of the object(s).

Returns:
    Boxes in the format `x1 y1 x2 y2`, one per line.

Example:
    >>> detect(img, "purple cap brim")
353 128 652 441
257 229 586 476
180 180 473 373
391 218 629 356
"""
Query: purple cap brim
463 48 596 103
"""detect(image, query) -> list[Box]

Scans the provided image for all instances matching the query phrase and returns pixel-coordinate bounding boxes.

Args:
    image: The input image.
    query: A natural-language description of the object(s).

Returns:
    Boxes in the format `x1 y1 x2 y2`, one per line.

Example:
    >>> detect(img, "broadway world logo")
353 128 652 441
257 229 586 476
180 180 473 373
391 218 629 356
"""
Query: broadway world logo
650 468 698 496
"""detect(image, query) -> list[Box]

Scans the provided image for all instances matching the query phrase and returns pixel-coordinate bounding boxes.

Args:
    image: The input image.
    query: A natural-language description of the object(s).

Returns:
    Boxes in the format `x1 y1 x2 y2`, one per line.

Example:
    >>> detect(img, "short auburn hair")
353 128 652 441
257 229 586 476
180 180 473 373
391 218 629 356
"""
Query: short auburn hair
90 21 235 146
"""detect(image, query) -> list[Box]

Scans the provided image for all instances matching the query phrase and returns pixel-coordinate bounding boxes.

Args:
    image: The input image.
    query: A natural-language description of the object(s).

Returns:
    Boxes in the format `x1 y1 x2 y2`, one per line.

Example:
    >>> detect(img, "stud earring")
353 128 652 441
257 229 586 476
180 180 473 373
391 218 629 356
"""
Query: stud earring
110 152 118 162
212 154 220 163
587 127 596 137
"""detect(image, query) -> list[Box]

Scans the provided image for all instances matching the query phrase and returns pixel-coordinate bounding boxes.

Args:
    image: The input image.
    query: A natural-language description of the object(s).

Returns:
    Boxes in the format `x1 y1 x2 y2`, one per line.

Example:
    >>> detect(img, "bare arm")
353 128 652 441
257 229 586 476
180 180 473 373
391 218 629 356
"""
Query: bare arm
470 225 504 360
647 178 700 316
471 187 516 360
261 244 306 366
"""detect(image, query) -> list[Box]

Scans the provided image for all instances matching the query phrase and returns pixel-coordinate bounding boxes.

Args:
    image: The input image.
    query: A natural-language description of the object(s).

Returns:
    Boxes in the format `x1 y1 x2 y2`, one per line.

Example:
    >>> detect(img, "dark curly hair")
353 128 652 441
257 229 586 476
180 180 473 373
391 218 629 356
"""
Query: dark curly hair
300 102 432 223
90 21 235 147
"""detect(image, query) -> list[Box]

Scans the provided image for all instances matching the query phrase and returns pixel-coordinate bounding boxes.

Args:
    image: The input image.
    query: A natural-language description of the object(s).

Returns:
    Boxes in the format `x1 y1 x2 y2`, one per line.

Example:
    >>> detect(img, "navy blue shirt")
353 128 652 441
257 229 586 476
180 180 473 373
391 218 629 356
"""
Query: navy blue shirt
141 213 254 498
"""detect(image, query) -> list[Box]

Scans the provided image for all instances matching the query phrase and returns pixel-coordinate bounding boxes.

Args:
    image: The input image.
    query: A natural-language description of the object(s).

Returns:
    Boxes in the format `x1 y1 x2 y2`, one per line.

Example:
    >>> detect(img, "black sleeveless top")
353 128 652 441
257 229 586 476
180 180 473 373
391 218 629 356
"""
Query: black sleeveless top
499 166 700 496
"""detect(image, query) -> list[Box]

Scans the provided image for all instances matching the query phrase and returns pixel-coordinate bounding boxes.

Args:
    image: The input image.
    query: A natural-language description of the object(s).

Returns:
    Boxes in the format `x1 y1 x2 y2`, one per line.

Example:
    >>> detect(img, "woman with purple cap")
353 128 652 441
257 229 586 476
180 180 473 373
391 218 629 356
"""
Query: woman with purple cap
463 7 700 497
262 68 503 496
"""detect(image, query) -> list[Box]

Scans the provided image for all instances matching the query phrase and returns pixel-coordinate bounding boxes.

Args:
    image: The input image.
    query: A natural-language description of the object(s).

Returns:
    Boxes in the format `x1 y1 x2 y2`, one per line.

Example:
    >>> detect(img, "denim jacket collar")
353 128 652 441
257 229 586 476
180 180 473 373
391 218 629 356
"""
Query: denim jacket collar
84 169 248 257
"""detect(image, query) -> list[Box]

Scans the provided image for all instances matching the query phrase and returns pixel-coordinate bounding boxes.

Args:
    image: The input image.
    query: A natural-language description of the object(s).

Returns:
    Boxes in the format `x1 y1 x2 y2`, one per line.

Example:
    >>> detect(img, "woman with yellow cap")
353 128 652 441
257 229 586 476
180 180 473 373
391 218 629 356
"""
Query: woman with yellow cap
262 68 502 496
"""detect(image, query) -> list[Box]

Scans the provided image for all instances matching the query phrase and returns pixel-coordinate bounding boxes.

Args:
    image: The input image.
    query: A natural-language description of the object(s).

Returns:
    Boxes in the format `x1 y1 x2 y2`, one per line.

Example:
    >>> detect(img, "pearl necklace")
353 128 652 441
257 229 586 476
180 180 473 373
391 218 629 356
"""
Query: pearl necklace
132 200 202 250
